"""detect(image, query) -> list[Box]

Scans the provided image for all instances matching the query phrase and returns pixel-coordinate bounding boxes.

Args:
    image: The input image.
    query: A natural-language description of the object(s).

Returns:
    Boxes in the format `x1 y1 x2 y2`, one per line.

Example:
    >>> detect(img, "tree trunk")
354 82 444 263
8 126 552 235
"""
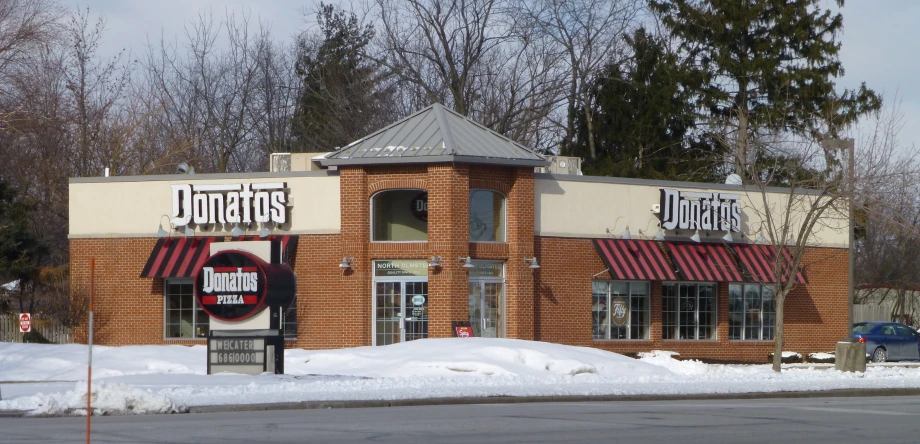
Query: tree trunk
772 290 787 372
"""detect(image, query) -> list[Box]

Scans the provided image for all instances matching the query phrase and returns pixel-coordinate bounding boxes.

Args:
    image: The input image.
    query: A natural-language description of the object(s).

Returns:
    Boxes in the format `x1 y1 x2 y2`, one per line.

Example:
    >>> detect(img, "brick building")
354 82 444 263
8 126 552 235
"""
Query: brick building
69 104 849 362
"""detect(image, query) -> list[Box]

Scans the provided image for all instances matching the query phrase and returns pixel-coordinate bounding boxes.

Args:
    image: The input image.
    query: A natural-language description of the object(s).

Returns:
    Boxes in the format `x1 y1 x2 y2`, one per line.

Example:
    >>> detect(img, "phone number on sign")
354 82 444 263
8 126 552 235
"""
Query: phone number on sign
214 352 261 364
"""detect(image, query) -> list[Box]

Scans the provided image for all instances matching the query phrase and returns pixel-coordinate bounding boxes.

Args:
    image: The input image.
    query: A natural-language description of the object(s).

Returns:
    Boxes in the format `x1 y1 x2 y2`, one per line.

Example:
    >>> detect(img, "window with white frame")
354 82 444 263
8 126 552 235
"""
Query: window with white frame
729 284 775 340
592 281 649 340
164 279 209 339
662 283 717 340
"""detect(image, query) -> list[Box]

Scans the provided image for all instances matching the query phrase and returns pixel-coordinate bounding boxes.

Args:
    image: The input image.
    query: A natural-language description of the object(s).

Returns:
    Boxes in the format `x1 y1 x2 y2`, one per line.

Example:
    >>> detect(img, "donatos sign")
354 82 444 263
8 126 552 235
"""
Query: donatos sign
195 250 269 321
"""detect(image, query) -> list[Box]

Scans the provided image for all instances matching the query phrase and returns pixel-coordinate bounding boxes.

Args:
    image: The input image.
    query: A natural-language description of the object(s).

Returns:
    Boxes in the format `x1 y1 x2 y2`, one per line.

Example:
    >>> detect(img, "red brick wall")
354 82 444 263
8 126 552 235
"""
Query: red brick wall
69 165 847 363
534 236 849 362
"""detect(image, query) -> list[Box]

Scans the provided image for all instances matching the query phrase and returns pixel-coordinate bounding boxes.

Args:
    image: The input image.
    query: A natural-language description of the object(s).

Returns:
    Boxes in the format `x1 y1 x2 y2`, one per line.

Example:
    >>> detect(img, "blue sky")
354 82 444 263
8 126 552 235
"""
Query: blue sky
69 0 917 152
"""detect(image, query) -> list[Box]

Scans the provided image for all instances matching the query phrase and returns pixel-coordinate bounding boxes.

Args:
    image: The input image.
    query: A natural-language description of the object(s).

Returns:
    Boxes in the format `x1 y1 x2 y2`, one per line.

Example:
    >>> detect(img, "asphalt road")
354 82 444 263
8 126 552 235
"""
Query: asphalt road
3 396 920 443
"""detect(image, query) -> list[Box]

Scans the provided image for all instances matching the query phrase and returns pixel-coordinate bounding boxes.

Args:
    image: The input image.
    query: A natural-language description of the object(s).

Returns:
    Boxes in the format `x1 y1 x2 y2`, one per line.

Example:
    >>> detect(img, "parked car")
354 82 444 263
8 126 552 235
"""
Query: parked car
852 322 920 362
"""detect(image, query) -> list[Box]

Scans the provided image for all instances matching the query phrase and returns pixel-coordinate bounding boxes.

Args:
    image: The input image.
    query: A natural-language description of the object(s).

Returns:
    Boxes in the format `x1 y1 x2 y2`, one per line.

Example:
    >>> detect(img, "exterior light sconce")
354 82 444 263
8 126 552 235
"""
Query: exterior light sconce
620 226 631 239
259 221 272 238
690 230 701 243
428 256 442 268
459 256 475 268
722 231 733 243
157 215 171 238
525 257 541 269
653 228 665 241
755 231 767 244
231 222 244 237
339 257 354 269
183 224 194 237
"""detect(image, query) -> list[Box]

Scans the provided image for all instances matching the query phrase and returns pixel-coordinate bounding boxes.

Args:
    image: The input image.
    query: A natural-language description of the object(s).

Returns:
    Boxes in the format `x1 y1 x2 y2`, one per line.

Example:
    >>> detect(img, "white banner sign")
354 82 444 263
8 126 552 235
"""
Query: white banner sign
660 188 741 233
170 183 288 227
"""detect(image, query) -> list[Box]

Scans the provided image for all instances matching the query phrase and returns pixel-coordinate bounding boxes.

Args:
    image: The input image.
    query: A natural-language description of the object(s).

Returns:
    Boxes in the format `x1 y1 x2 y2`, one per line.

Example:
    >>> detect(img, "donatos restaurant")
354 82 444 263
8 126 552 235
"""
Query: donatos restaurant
68 104 849 362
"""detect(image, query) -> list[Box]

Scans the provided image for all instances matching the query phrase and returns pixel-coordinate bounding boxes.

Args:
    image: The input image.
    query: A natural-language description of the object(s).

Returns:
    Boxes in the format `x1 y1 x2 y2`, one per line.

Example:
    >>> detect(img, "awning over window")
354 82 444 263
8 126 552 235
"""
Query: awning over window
593 239 677 281
140 237 223 278
141 235 300 279
731 244 807 284
231 235 300 263
666 242 743 282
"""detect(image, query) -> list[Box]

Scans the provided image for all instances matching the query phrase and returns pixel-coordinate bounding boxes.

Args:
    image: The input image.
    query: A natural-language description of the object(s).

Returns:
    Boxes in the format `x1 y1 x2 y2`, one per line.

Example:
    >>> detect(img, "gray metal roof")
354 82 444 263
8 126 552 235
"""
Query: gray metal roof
321 103 549 167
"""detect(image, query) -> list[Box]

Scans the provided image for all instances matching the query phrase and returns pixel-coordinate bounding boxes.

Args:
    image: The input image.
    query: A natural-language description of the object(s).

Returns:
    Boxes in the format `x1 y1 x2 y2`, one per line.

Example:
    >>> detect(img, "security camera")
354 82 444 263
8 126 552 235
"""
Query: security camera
651 204 660 214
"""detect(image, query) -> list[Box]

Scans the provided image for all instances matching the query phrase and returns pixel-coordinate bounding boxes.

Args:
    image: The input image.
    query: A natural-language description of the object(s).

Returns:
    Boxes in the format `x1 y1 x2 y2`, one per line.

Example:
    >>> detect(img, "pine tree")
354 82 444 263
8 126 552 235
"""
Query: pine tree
573 28 715 181
0 180 46 314
291 4 394 152
649 0 880 175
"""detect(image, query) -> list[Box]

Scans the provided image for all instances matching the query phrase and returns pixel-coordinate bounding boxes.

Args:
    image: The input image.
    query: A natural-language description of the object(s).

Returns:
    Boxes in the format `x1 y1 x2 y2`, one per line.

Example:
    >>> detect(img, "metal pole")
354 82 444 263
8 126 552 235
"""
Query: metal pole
848 139 855 338
87 257 94 444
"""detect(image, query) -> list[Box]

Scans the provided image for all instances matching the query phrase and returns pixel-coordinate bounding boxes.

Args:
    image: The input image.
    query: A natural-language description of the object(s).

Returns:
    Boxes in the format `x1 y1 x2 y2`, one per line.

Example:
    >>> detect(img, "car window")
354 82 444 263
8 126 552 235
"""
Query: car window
853 323 875 334
882 326 897 336
896 325 916 337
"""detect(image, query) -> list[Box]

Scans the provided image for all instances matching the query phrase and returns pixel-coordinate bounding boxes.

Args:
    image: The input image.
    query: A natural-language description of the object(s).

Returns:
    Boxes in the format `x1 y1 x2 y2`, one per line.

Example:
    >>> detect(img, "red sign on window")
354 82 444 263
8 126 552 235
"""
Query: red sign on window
454 325 474 338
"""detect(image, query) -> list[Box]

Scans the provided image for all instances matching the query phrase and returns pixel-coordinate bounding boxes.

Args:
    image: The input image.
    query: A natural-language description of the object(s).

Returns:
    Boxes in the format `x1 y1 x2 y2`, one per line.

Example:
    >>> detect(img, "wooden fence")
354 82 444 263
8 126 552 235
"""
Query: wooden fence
0 314 71 343
853 304 893 324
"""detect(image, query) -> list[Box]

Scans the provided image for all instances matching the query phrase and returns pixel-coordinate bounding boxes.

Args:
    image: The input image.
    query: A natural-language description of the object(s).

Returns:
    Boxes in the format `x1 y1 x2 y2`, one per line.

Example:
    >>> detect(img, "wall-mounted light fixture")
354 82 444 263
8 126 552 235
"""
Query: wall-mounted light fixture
722 231 733 242
755 231 767 244
157 215 171 238
231 222 245 237
606 216 629 239
654 228 665 241
525 257 541 269
458 256 475 268
339 257 354 269
428 256 442 268
690 230 701 243
259 221 272 238
183 224 194 237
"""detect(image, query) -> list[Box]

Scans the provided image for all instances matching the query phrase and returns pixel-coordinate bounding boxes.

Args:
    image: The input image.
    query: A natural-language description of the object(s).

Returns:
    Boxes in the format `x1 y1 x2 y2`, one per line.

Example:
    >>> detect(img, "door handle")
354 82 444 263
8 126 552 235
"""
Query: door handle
399 313 405 331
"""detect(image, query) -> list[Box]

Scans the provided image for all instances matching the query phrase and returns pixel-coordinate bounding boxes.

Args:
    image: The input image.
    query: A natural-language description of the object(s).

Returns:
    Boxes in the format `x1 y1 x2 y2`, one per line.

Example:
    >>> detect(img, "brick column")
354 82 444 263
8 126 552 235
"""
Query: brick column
505 167 535 340
426 164 470 338
339 167 371 346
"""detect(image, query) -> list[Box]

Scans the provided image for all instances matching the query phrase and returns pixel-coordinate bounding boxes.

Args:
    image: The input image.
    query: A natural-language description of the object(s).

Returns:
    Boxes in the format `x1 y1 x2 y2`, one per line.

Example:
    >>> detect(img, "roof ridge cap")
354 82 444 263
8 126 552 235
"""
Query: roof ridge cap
432 103 457 155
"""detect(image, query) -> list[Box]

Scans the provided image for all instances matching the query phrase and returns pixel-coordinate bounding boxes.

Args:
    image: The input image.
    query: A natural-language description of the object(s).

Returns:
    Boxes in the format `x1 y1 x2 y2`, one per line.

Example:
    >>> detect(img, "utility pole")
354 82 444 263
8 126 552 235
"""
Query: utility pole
822 138 856 338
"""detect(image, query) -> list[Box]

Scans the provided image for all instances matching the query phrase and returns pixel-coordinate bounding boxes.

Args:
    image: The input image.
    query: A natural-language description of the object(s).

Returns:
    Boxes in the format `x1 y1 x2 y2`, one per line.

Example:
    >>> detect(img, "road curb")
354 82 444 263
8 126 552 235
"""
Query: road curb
187 388 920 414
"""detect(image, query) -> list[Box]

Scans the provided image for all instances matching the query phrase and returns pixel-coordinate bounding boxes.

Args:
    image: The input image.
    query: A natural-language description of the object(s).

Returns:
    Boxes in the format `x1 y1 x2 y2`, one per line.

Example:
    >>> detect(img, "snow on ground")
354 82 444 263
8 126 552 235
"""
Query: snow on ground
1 338 919 417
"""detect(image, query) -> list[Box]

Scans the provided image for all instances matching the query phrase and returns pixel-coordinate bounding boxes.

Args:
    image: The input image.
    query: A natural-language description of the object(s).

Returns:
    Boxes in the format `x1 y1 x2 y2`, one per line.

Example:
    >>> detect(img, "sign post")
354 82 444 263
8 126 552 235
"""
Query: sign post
195 248 295 375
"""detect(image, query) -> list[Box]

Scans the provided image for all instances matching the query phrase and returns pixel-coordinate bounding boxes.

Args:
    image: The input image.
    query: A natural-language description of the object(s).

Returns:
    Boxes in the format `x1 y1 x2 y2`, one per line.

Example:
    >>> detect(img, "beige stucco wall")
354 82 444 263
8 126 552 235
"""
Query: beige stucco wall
69 173 341 238
535 176 848 248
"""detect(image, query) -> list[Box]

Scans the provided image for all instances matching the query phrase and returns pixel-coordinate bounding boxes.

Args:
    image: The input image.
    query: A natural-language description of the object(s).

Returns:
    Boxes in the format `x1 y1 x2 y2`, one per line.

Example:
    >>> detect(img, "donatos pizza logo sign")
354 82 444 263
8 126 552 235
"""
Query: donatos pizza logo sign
195 251 268 321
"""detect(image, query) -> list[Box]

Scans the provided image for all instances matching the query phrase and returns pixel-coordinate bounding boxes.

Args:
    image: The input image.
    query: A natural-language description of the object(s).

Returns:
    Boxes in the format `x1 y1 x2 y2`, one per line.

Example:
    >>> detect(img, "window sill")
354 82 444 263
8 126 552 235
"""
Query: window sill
661 339 720 342
370 241 429 244
592 339 653 342
728 340 776 343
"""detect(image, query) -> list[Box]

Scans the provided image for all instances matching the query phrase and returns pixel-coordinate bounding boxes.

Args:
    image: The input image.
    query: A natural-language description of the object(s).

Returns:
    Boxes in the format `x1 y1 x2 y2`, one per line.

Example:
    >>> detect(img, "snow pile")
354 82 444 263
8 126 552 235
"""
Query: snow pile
14 381 186 416
0 343 203 381
4 339 920 417
287 338 671 378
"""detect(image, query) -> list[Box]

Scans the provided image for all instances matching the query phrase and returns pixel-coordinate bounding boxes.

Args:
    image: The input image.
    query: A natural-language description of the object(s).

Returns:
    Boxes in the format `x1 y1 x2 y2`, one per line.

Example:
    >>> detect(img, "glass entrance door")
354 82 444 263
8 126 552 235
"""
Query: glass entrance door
468 281 504 338
374 280 428 345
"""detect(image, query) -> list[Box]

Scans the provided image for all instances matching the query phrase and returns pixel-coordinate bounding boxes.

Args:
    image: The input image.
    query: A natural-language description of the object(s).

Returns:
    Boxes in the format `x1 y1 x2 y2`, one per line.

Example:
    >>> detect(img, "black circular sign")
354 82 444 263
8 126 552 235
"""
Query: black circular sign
411 192 428 222
195 250 269 322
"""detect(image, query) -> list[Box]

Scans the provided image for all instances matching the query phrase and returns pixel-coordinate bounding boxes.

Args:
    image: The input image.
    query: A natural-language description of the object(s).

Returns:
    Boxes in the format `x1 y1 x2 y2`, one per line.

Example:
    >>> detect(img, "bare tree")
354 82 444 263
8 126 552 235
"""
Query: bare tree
514 0 641 157
0 0 62 126
729 100 918 372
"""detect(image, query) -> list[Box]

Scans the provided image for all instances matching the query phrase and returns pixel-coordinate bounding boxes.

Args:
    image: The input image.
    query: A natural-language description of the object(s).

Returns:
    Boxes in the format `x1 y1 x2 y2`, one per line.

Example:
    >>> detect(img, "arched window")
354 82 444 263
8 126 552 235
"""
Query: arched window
469 189 506 242
372 189 428 241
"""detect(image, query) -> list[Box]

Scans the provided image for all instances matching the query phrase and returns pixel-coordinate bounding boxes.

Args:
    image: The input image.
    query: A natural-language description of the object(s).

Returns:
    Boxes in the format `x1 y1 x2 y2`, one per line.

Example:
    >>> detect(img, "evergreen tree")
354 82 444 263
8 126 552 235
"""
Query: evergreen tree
649 0 880 176
0 180 46 314
291 4 394 152
573 28 715 181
